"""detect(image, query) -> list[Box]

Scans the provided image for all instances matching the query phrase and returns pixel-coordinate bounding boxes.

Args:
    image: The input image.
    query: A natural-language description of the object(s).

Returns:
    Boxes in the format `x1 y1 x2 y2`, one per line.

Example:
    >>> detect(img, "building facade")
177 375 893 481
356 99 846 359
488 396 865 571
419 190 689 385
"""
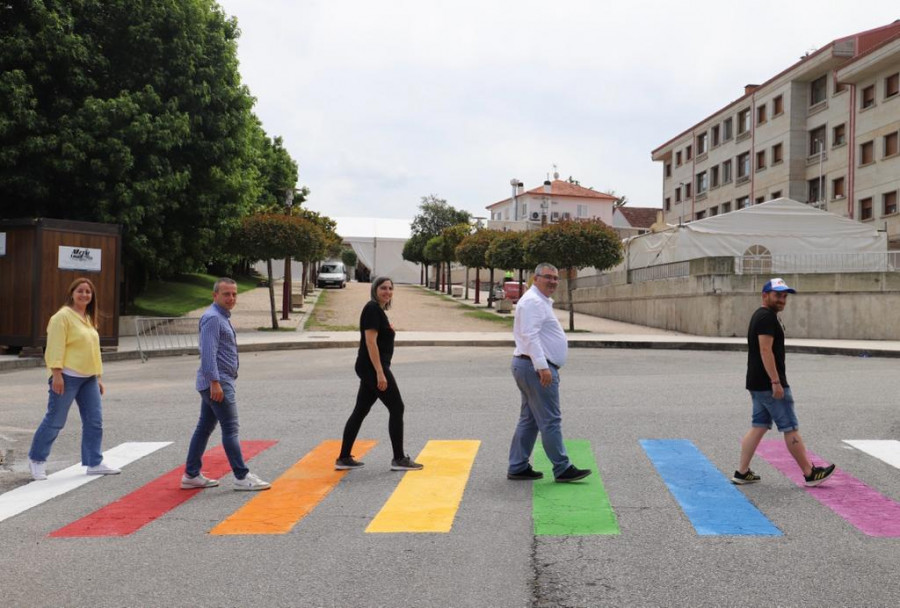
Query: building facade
652 21 900 247
486 178 618 232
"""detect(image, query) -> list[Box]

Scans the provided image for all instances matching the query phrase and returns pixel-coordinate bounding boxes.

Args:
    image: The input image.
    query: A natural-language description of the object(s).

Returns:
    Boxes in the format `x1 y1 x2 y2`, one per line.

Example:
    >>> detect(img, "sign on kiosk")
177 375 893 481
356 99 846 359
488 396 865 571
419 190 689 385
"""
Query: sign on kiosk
58 245 102 272
0 232 6 256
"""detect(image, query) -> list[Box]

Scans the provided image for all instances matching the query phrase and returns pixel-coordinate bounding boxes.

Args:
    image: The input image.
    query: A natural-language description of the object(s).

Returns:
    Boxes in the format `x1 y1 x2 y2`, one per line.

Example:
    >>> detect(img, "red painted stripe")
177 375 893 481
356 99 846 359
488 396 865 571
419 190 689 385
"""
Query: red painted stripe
50 441 277 538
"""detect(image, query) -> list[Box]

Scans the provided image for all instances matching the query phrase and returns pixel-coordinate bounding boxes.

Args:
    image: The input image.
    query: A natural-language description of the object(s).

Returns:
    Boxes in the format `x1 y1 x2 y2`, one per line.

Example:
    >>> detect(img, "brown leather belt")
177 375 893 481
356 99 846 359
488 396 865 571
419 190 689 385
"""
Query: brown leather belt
515 354 559 369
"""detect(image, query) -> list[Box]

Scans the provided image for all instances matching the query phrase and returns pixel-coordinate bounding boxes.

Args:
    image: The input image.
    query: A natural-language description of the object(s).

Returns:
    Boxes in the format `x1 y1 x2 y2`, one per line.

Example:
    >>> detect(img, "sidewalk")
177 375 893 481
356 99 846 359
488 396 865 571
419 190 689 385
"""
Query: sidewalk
4 281 900 371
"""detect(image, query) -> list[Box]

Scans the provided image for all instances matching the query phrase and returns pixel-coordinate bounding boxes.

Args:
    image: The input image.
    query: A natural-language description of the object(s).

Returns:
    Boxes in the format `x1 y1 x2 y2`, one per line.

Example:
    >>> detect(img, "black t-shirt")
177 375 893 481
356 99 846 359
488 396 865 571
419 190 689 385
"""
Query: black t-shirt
356 300 395 370
746 306 788 391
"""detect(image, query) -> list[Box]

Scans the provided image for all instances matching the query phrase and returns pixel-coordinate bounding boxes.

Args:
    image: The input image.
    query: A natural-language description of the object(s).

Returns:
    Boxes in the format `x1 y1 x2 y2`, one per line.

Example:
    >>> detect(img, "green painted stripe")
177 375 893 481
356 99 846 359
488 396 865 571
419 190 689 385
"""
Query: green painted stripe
532 439 620 536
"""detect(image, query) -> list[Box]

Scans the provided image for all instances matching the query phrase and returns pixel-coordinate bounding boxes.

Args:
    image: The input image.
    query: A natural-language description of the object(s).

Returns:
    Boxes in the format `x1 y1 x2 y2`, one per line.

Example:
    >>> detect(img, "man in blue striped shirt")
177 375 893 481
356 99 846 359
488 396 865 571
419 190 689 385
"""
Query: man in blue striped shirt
181 278 270 491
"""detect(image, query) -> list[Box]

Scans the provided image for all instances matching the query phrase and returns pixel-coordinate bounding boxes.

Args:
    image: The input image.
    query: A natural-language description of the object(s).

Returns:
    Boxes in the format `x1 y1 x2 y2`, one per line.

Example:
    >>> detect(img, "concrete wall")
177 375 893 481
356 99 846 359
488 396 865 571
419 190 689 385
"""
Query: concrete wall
557 262 900 339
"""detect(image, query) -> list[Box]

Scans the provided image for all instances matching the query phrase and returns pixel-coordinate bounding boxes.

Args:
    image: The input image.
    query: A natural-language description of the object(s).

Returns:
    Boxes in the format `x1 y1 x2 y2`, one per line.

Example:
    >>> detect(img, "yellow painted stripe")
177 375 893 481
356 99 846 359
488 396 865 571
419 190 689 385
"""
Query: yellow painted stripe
210 439 376 535
366 440 480 533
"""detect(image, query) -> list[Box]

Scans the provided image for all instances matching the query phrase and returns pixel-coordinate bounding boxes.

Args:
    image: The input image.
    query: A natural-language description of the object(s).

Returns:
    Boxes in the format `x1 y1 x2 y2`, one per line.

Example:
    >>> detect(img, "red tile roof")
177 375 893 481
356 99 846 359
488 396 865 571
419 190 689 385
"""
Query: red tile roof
487 180 618 208
616 206 660 229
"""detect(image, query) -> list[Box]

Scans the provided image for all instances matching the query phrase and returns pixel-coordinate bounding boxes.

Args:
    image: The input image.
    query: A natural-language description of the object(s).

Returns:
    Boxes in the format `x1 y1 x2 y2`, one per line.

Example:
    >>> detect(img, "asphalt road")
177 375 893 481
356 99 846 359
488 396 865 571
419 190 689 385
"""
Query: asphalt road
2 347 899 607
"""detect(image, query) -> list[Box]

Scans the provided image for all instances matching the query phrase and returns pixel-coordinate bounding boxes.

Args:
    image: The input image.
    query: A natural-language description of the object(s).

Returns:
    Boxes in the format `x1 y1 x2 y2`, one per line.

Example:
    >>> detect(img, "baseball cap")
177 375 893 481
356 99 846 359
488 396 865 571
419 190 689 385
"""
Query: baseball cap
762 278 796 293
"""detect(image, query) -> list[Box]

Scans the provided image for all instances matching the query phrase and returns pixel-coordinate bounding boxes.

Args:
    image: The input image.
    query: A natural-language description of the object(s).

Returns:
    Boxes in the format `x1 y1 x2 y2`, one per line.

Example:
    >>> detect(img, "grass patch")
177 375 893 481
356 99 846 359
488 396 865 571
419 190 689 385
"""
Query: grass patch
131 273 259 317
303 290 359 332
256 326 299 332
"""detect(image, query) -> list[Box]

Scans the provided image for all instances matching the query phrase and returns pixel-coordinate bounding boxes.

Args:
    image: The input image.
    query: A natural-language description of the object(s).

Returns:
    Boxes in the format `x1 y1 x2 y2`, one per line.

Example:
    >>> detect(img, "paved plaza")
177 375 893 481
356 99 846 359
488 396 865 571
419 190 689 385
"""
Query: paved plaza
2 345 899 607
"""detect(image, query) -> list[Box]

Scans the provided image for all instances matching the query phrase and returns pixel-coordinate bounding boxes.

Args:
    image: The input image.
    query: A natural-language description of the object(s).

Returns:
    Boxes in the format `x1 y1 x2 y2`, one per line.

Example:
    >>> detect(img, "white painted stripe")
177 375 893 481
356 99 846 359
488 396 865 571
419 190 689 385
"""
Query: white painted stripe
844 440 900 470
0 442 171 523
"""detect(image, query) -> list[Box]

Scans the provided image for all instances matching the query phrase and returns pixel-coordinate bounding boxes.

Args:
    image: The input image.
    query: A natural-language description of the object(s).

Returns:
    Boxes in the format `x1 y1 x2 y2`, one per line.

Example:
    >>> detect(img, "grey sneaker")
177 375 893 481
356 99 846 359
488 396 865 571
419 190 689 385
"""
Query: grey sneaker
233 472 271 491
29 460 47 481
390 455 424 471
335 456 365 470
86 462 121 475
181 473 219 489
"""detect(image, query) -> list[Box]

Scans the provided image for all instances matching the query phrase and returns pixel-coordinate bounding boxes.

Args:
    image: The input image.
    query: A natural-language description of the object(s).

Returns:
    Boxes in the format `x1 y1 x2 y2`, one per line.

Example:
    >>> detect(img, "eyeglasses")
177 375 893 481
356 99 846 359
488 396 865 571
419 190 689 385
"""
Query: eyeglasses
536 274 560 282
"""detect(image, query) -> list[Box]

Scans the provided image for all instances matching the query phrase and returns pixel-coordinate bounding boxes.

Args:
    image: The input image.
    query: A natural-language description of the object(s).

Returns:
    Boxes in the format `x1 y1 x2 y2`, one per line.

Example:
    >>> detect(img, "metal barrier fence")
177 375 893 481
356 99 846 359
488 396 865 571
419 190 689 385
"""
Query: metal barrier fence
629 261 691 283
568 271 627 290
134 316 200 362
734 252 900 274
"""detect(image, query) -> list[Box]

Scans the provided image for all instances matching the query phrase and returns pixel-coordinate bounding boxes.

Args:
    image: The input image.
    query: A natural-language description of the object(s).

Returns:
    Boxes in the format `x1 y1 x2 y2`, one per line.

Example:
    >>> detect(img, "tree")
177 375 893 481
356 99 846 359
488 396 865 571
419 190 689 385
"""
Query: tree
456 229 499 304
232 213 320 329
441 223 472 295
0 0 281 306
486 230 529 304
524 220 623 331
402 233 430 286
341 248 358 280
424 235 452 291
410 195 471 239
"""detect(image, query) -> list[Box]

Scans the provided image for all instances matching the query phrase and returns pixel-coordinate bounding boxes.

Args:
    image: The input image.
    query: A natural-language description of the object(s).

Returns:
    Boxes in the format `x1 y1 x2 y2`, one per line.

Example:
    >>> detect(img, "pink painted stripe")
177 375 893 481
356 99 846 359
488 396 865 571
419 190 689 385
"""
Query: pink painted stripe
756 440 900 537
50 441 276 537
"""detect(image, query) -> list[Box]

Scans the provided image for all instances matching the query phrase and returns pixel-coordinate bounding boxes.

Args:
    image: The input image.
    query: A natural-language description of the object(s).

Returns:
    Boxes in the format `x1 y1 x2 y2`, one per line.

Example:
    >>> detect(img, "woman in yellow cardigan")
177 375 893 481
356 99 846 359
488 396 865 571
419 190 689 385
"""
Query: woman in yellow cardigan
28 278 120 480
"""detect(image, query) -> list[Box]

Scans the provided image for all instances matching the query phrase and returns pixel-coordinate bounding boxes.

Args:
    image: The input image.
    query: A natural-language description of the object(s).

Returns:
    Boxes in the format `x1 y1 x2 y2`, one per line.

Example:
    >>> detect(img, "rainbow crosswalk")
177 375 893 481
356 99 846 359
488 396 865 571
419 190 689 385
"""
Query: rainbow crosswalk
1 438 899 538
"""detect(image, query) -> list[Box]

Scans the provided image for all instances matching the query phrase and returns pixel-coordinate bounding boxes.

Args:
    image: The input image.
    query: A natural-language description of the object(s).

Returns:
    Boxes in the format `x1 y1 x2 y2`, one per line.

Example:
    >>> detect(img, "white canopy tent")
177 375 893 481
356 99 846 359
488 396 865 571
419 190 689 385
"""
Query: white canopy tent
334 217 420 284
626 198 887 269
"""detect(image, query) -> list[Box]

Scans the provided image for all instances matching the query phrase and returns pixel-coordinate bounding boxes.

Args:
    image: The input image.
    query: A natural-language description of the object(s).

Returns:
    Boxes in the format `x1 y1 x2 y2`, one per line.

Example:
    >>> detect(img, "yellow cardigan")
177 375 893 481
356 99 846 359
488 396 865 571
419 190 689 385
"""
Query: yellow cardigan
44 306 103 376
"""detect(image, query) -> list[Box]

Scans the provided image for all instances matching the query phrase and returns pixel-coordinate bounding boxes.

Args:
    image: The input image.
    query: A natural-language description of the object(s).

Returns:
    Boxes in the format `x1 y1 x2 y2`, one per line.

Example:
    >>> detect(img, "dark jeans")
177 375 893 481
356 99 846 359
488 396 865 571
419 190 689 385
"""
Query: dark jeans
340 365 405 460
185 383 249 480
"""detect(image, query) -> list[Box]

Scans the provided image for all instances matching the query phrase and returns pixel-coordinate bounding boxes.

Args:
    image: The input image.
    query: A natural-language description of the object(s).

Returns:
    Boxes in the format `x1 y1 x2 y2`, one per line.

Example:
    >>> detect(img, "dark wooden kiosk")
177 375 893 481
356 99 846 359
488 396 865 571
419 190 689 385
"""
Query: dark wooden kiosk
0 218 121 352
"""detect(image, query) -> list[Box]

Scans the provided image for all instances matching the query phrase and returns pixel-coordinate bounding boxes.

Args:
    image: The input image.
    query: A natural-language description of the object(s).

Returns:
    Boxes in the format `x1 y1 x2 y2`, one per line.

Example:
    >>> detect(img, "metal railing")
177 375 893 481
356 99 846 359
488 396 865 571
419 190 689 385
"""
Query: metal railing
629 261 691 283
568 271 627 290
134 317 200 362
735 252 900 274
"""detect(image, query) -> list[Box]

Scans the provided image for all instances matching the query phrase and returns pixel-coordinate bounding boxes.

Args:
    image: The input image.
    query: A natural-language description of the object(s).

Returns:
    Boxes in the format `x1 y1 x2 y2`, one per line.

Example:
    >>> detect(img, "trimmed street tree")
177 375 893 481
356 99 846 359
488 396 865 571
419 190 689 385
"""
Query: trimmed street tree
524 220 623 331
486 230 528 307
402 233 431 286
441 223 472 295
456 229 499 304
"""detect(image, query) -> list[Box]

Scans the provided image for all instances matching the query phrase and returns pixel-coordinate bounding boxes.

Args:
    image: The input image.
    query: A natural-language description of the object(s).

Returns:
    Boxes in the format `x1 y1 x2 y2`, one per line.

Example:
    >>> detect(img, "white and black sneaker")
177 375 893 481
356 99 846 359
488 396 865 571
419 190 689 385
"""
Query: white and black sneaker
731 469 761 485
335 456 365 470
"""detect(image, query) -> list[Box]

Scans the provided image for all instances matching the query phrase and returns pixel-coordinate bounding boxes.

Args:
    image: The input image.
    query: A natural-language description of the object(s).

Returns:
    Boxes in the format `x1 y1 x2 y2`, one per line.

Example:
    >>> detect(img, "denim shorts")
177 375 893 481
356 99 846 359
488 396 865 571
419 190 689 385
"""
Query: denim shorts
749 386 799 432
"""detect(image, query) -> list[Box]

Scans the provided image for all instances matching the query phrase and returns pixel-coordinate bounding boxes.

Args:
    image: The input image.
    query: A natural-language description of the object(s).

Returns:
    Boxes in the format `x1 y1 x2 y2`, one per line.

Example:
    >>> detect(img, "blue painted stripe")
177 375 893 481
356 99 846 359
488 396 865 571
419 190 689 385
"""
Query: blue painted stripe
640 439 781 536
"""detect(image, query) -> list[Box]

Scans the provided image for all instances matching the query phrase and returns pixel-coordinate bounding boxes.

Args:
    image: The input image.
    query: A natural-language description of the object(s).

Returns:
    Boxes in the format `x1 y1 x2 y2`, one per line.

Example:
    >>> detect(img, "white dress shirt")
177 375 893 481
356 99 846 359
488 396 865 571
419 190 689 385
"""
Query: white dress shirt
513 284 568 369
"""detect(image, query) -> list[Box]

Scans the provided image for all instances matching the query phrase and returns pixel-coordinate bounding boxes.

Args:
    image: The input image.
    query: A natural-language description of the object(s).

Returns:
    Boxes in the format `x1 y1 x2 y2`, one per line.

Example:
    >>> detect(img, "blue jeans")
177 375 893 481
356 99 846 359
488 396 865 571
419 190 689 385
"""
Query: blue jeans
750 386 799 432
29 375 104 467
185 383 249 480
508 357 570 478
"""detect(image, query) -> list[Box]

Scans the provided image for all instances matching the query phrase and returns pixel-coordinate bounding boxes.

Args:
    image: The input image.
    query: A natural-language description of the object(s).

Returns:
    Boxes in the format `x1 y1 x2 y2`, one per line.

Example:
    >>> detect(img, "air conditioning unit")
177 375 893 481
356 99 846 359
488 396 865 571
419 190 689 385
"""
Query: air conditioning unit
530 212 540 220
550 211 560 221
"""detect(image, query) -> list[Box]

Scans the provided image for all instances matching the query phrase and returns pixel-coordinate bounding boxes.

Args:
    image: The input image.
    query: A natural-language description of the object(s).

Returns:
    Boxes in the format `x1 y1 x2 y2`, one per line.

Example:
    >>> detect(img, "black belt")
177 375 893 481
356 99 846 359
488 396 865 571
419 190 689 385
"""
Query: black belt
515 354 559 369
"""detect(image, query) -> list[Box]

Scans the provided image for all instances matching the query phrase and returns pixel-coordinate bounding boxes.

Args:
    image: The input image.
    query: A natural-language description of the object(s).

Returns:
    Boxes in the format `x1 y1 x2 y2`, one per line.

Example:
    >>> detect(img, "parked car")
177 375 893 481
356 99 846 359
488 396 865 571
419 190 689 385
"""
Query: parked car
317 262 346 288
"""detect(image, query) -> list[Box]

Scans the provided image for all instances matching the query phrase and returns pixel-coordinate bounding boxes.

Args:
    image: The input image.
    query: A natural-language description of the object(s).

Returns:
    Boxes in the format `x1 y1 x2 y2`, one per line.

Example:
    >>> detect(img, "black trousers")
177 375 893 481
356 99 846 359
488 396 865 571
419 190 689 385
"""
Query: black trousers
340 365 405 460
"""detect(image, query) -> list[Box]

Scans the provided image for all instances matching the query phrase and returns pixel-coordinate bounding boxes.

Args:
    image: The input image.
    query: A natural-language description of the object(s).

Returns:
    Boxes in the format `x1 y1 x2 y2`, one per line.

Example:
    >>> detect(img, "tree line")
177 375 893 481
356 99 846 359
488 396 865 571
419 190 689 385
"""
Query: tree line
403 196 623 331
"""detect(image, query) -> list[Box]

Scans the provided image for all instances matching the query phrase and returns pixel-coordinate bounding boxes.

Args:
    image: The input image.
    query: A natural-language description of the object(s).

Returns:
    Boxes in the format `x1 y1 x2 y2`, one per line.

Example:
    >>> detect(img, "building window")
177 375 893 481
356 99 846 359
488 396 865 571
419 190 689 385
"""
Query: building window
685 145 693 161
810 75 827 106
665 163 672 177
710 165 720 188
721 202 732 213
737 109 751 135
809 125 826 156
772 143 783 164
860 197 873 220
833 123 846 147
696 171 708 194
835 81 847 95
886 73 899 99
756 150 766 171
737 196 750 209
676 151 682 166
722 159 733 184
665 197 671 211
723 118 733 141
862 85 876 109
884 132 899 157
884 191 898 215
755 196 765 205
696 132 708 155
860 140 875 165
504 208 509 220
696 210 706 220
711 125 720 147
773 95 784 116
832 176 845 199
685 182 692 198
737 152 750 179
709 206 718 216
808 177 824 204
771 191 782 199
757 105 767 125
675 187 681 203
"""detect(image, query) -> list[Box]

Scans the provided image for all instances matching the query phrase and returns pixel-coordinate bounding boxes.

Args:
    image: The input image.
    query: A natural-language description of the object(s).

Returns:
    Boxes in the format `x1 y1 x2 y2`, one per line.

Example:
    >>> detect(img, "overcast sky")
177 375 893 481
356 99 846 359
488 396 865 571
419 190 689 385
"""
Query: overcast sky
216 0 899 220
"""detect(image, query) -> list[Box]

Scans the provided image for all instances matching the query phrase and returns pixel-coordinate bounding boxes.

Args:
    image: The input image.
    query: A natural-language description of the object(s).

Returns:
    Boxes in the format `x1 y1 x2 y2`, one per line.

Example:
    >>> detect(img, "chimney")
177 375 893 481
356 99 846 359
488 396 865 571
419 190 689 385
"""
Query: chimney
543 180 551 194
517 181 524 195
744 84 759 95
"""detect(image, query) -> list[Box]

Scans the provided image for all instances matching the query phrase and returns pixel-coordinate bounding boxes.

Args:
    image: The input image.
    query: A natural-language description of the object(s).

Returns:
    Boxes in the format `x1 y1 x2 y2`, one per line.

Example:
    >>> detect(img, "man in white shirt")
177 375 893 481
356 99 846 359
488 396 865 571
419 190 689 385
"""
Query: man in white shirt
507 263 591 483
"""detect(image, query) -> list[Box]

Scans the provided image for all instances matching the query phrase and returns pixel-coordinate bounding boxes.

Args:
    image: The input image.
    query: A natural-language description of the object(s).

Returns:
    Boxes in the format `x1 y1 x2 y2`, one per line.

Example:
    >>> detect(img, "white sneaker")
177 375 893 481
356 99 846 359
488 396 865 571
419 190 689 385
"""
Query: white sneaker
180 473 219 489
86 462 121 475
233 472 270 491
29 460 47 481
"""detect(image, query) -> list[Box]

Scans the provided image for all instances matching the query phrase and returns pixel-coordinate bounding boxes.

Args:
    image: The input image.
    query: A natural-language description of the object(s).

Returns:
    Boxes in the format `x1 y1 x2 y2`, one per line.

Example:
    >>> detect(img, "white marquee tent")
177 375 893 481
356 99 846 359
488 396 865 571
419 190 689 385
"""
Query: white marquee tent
334 217 420 284
626 198 887 270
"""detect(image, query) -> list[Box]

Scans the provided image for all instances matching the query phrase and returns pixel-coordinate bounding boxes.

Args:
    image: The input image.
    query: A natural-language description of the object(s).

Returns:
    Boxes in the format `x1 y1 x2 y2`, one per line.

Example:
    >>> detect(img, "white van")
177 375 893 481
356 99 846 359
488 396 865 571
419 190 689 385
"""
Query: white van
317 261 346 288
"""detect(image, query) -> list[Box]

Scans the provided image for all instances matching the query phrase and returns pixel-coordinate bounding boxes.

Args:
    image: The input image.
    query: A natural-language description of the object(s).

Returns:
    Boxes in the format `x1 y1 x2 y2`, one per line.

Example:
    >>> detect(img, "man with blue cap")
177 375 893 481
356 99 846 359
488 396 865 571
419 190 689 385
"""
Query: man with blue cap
732 278 836 487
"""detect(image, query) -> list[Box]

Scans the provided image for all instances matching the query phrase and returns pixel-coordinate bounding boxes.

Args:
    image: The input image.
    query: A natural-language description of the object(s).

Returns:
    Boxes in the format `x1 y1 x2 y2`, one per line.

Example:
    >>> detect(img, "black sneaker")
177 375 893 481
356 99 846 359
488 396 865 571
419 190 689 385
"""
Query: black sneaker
804 464 836 487
507 466 544 481
335 456 365 470
731 469 761 485
391 455 424 471
554 465 591 483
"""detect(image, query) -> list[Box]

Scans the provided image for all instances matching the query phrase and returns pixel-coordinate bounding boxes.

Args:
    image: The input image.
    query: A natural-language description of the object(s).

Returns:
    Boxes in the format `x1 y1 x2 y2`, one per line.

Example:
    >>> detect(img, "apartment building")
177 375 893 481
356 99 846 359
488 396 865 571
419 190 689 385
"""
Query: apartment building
652 21 900 247
486 177 618 231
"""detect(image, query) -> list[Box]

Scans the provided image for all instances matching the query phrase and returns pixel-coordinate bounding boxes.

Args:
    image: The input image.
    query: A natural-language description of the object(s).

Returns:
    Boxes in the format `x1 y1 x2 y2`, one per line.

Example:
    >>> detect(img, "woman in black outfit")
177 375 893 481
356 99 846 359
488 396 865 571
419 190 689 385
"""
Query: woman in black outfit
336 277 423 471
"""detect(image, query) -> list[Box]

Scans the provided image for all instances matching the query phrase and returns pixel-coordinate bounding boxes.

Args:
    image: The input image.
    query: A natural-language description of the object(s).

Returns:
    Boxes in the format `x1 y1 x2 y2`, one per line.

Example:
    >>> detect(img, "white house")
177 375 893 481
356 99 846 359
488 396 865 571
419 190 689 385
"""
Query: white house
486 178 619 230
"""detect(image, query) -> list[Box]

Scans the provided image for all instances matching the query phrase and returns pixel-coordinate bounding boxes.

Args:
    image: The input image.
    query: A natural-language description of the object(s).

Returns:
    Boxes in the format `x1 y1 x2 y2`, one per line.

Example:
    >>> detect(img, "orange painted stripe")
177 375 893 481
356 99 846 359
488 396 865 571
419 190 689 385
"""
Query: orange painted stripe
210 439 376 535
